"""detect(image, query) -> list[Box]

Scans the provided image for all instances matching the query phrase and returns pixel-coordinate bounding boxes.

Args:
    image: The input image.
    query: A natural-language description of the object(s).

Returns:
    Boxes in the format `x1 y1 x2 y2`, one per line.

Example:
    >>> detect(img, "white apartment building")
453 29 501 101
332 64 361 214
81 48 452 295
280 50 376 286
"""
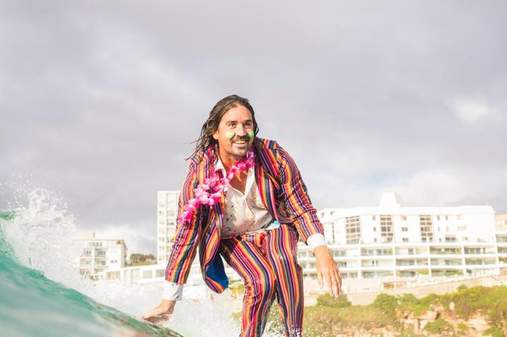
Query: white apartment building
79 234 127 280
495 213 507 269
298 193 502 282
155 190 234 285
157 191 179 264
497 213 507 228
93 190 506 296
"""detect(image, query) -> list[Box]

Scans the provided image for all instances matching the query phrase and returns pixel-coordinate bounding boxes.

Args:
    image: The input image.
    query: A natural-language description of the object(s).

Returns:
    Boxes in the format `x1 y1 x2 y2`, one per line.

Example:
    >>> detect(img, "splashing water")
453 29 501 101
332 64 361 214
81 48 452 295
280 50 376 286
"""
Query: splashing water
0 188 257 337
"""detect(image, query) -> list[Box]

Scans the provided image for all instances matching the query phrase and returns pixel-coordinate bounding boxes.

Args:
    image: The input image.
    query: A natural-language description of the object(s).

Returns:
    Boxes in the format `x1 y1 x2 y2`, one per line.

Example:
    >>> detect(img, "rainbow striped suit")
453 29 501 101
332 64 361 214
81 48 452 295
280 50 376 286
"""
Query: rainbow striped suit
165 137 324 336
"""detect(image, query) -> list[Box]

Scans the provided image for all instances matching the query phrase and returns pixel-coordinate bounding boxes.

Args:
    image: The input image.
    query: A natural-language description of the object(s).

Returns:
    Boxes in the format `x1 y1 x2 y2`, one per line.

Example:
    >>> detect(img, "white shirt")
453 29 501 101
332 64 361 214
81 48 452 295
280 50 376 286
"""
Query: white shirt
163 158 326 300
217 156 274 238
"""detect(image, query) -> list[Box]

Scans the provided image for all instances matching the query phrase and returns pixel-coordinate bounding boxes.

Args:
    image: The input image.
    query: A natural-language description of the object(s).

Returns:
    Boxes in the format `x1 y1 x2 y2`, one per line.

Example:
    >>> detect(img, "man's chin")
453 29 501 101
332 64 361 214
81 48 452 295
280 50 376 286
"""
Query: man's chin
233 150 248 158
231 147 249 158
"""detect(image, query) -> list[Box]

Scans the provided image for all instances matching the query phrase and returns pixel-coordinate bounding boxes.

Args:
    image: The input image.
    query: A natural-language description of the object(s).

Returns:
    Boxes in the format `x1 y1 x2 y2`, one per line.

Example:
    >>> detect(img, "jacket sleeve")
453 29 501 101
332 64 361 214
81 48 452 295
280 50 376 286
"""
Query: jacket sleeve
165 164 202 284
276 144 325 243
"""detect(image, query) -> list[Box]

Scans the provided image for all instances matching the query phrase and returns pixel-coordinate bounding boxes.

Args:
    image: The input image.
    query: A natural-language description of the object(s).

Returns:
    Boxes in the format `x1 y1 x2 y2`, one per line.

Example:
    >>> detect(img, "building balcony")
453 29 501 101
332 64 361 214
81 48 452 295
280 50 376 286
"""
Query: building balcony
429 249 462 255
395 265 432 271
464 264 499 270
464 259 497 266
360 266 395 271
462 253 497 258
396 262 428 266
430 261 463 266
428 265 464 270
359 255 394 260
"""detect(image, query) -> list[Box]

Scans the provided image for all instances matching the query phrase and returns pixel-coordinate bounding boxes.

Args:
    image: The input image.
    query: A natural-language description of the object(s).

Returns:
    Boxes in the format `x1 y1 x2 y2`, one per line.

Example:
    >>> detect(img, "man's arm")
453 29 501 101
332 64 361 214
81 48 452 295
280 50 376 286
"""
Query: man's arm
142 164 202 322
276 144 341 297
276 144 324 242
165 164 203 285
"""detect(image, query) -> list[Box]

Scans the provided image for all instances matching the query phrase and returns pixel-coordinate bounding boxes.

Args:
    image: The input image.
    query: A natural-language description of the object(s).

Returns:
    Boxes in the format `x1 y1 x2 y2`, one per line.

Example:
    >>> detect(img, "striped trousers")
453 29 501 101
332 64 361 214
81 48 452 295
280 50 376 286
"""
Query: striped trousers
220 224 304 337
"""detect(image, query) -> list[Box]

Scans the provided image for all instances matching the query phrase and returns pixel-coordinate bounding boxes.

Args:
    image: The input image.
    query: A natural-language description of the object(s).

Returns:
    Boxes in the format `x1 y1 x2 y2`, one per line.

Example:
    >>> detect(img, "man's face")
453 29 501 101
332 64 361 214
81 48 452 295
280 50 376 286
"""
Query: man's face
213 104 255 159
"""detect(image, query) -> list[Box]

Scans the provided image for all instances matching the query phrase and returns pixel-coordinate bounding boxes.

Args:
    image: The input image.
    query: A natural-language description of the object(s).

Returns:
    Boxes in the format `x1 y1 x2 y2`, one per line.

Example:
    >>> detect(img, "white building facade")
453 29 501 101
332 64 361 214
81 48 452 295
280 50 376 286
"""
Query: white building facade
157 191 179 264
79 234 127 280
92 191 506 296
298 193 502 283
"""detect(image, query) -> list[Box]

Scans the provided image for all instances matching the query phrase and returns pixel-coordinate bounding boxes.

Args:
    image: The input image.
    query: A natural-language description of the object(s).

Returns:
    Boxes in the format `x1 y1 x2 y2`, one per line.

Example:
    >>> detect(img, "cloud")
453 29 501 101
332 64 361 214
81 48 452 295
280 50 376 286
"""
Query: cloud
1 0 507 242
450 96 493 124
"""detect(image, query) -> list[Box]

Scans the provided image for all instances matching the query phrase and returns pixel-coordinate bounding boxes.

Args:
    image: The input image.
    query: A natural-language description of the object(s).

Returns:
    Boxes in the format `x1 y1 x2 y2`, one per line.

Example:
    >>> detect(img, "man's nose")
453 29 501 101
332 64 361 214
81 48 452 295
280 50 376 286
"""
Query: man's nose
236 124 247 137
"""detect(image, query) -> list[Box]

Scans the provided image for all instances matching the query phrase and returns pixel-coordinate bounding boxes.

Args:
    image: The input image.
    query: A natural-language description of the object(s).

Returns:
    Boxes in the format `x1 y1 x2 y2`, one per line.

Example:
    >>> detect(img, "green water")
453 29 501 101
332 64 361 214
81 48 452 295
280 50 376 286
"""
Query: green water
0 219 184 337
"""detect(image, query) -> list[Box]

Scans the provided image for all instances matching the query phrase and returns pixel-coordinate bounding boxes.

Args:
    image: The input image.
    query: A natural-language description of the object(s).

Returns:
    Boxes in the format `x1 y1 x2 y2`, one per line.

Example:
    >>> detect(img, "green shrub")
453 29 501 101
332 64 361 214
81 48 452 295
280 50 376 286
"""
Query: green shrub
398 294 433 316
372 293 398 318
316 293 351 308
424 318 452 334
457 321 469 333
485 326 505 337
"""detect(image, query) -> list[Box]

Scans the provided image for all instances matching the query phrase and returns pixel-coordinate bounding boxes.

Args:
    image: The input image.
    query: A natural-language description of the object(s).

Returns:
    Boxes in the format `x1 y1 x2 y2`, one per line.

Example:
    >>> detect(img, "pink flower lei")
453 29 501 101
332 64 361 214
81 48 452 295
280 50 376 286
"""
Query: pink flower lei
178 150 255 224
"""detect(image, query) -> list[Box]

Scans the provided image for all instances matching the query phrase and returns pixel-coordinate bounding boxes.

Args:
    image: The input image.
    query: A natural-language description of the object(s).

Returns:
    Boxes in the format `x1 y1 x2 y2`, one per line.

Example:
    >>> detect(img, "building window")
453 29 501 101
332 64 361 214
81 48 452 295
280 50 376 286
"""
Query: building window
401 227 408 232
372 215 376 221
380 215 393 243
445 236 457 242
402 238 409 242
420 215 433 242
345 216 361 244
401 215 407 221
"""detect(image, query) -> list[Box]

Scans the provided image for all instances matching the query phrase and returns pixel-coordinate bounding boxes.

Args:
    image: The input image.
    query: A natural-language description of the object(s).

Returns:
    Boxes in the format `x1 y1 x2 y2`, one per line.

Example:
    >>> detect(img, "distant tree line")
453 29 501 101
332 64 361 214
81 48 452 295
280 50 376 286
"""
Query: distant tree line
127 253 156 266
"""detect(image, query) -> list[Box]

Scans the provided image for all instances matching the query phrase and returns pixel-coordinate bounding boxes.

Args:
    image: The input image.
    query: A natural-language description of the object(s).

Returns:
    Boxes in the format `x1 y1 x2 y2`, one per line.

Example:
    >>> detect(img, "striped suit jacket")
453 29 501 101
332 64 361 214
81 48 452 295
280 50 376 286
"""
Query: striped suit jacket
165 137 324 293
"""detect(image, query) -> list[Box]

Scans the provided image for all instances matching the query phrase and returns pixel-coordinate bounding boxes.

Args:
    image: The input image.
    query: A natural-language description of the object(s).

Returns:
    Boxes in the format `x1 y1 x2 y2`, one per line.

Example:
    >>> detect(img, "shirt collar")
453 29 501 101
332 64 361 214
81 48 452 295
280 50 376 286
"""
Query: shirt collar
214 156 226 176
214 156 255 193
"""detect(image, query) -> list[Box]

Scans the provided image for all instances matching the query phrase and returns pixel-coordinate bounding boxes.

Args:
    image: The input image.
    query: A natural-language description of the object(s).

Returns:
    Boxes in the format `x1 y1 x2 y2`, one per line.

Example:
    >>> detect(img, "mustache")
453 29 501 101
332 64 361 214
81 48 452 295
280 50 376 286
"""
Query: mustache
232 136 250 142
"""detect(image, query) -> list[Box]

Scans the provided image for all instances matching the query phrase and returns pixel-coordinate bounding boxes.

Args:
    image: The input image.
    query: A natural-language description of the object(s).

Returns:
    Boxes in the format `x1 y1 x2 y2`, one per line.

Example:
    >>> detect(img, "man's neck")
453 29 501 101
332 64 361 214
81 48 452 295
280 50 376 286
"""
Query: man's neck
217 148 245 170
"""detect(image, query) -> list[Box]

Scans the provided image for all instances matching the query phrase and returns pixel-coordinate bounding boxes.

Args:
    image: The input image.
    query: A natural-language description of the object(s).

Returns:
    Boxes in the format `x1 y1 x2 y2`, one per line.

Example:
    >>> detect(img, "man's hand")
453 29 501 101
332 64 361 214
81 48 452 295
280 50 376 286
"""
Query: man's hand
314 246 341 297
141 299 176 325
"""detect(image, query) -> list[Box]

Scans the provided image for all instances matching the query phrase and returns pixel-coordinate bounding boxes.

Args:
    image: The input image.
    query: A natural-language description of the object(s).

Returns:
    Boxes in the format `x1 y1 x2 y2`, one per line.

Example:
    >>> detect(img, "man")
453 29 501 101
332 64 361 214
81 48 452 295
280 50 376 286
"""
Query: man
143 95 341 337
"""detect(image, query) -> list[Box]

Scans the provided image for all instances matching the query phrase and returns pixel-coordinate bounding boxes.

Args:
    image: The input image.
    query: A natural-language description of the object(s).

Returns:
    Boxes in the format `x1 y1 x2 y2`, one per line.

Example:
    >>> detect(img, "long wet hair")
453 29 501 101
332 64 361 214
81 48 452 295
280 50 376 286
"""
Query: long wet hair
188 94 260 163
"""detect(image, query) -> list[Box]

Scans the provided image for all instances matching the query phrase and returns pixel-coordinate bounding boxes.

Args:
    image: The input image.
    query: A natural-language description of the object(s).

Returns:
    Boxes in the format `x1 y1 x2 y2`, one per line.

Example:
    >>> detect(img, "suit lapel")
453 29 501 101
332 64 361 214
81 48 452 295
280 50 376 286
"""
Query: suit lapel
254 139 280 221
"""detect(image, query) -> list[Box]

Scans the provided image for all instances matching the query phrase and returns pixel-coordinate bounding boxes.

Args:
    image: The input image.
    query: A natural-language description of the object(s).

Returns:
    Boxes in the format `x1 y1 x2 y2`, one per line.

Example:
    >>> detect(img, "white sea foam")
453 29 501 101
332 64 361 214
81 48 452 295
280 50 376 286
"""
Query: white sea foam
1 187 284 337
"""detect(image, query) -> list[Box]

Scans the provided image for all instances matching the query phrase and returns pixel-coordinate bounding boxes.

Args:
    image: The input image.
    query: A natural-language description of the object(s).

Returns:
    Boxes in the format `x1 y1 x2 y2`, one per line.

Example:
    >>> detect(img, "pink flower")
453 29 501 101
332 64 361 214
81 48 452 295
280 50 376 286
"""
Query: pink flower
179 150 255 224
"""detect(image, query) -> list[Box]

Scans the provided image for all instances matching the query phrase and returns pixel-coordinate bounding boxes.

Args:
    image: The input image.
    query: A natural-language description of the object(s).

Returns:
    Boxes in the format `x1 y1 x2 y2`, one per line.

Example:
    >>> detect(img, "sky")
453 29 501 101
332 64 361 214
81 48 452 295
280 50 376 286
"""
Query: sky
1 1 506 254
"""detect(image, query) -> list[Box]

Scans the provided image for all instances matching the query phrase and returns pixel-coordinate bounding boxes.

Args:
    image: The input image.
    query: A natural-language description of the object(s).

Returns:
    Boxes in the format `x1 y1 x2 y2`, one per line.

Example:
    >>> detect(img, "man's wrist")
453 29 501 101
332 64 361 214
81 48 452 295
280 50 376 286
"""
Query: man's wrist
159 299 176 314
163 281 184 301
313 245 329 257
307 233 326 251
